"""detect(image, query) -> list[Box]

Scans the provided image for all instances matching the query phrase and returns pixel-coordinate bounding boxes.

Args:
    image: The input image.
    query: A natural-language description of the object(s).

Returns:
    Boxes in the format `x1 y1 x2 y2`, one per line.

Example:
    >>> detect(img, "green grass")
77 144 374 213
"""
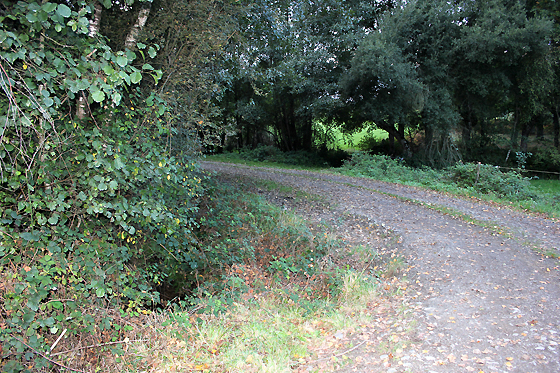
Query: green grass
530 179 560 195
130 269 385 372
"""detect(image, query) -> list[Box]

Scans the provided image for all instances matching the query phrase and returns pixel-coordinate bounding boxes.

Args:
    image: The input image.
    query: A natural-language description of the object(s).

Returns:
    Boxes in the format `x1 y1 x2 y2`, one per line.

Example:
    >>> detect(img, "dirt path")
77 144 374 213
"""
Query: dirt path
201 162 560 373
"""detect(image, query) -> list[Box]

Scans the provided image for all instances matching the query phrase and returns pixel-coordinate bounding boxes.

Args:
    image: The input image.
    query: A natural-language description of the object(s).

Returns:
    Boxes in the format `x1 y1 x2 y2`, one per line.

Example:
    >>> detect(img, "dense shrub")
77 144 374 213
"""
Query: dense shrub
0 3 204 370
340 152 535 200
446 163 535 198
238 145 346 167
341 152 441 185
528 147 560 176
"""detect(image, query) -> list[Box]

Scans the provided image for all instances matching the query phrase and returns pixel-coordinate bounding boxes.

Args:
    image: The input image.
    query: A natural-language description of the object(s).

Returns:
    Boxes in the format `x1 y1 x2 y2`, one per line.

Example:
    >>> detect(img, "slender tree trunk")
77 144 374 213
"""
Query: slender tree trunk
553 106 559 149
124 4 151 49
462 102 473 153
301 116 313 151
510 104 519 149
520 117 535 153
76 2 103 120
536 116 544 140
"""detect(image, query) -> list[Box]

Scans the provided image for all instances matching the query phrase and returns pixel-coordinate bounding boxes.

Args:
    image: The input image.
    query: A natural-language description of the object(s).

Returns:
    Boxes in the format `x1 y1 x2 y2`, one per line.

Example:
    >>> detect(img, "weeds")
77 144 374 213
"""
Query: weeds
111 174 406 372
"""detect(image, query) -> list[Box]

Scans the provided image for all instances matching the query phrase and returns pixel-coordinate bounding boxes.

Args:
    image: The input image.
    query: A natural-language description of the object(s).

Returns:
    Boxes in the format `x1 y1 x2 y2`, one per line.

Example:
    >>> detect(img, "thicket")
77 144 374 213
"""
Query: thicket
0 2 207 371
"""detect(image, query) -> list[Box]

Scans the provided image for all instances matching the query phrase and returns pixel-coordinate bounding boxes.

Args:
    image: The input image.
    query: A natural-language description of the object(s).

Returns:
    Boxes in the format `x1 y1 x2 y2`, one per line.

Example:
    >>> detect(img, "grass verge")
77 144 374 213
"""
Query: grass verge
116 173 409 372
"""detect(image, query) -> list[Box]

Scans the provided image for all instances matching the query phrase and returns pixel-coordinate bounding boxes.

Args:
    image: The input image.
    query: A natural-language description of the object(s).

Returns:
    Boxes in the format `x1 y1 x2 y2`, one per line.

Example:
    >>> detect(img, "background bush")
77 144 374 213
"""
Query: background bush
341 152 535 199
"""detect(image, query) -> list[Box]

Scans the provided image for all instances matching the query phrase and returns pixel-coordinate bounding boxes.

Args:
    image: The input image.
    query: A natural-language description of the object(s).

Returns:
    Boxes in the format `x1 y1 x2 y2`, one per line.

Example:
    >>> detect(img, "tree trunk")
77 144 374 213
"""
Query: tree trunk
124 4 151 49
377 120 410 158
76 1 103 120
510 104 519 149
462 102 474 152
520 117 535 153
553 106 559 149
536 116 544 140
301 116 313 151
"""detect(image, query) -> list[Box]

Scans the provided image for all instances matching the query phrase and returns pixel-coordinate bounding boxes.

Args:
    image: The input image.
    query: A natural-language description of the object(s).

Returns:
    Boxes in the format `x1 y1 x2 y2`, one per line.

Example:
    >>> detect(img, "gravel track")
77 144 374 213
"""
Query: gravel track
201 161 560 373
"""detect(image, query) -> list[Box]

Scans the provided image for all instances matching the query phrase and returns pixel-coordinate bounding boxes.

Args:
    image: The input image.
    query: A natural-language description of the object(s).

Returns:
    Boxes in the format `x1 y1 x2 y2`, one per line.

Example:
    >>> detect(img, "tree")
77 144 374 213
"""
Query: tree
453 0 553 154
218 0 394 151
0 1 230 368
339 0 461 165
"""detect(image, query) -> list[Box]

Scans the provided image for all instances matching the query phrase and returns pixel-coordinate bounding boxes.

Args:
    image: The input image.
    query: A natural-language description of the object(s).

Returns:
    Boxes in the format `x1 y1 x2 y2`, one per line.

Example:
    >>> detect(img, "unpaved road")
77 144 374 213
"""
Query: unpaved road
202 162 560 373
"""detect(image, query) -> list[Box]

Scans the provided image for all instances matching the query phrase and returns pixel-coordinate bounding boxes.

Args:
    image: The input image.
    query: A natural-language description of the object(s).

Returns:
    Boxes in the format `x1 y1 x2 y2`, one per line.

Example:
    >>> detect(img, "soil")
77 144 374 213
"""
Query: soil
201 161 560 373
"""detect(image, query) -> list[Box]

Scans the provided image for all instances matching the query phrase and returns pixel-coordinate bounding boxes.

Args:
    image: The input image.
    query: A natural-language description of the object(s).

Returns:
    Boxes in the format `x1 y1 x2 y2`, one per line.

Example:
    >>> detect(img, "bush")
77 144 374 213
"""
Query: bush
528 147 560 176
445 163 535 198
0 4 204 369
341 152 441 185
340 153 536 200
238 145 346 167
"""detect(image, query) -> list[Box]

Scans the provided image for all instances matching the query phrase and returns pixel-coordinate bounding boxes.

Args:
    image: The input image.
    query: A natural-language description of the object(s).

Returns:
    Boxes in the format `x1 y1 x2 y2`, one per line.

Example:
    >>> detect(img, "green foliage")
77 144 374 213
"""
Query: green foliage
190 177 334 313
528 147 560 174
0 1 205 370
446 163 535 198
341 152 535 199
236 145 347 167
341 152 442 185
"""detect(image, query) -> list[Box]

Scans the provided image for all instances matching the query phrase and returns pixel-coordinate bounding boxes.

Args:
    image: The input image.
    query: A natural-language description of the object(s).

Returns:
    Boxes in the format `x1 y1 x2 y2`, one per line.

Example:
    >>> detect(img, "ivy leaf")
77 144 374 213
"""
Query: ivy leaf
137 42 147 49
148 46 157 59
116 55 128 67
48 214 59 225
56 4 72 18
130 71 142 84
98 181 107 191
91 89 105 103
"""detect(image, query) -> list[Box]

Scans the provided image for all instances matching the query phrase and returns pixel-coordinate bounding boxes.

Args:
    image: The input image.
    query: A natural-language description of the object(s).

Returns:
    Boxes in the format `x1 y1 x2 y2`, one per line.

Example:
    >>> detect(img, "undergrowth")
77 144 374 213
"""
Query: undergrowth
208 145 349 168
340 152 559 217
121 175 403 372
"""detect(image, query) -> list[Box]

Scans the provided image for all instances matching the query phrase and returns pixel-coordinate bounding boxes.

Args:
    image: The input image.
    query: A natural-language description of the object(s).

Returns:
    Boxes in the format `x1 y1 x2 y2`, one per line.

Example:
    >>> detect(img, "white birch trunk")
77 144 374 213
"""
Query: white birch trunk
124 5 151 49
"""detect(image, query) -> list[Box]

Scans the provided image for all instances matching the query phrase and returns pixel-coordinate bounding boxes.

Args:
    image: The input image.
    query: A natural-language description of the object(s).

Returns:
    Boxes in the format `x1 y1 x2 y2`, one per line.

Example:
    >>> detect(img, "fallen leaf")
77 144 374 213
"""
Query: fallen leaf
448 354 456 363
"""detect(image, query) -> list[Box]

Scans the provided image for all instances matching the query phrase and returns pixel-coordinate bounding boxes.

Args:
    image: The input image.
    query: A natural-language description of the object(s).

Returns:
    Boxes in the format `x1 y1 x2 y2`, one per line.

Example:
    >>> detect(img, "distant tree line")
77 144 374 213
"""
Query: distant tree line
214 0 560 168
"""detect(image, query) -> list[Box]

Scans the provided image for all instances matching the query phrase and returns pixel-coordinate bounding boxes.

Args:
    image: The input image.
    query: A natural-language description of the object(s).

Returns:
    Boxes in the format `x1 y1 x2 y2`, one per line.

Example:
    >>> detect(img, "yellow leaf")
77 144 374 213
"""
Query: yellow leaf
506 357 513 361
